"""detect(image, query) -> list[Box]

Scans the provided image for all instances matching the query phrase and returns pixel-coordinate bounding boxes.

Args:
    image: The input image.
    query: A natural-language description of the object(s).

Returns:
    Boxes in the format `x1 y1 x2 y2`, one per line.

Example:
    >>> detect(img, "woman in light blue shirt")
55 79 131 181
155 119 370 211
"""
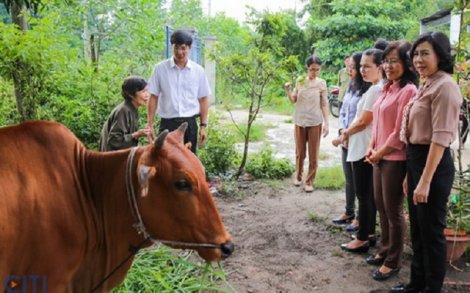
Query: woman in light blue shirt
332 52 370 230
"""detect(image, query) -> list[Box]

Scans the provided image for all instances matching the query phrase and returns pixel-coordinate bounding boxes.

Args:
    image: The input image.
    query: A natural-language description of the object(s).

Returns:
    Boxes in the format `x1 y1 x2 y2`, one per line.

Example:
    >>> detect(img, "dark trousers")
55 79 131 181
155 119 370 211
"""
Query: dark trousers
160 117 198 154
406 144 454 293
374 160 406 269
351 158 376 241
342 147 356 216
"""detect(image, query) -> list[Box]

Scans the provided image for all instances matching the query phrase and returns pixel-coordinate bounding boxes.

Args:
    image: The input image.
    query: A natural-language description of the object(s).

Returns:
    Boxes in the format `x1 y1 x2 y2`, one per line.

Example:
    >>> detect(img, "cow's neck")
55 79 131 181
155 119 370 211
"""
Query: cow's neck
81 148 149 290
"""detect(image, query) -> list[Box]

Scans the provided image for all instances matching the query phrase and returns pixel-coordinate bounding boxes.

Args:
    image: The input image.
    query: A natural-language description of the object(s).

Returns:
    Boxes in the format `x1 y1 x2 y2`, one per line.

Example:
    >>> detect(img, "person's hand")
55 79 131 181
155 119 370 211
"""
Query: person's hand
146 124 155 141
284 82 291 91
342 136 349 148
413 179 430 205
332 136 341 147
199 127 207 145
366 149 381 164
134 127 152 140
322 124 329 137
364 147 375 164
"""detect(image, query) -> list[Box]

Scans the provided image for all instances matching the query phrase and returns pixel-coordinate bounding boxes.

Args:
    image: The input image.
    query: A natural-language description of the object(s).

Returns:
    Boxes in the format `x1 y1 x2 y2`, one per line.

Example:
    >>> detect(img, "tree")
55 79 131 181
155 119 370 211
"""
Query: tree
306 0 412 68
0 0 41 120
213 11 299 178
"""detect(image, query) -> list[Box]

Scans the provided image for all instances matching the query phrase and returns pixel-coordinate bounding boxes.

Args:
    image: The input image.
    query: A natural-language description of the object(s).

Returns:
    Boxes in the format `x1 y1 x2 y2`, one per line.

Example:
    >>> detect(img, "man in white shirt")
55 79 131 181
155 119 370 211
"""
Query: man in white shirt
147 29 211 153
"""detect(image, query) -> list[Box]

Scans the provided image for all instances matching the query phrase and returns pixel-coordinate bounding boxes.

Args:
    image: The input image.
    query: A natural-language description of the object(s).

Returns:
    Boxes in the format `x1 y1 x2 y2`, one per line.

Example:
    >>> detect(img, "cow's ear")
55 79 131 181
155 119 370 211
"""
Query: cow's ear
138 165 156 197
176 122 188 143
184 142 192 150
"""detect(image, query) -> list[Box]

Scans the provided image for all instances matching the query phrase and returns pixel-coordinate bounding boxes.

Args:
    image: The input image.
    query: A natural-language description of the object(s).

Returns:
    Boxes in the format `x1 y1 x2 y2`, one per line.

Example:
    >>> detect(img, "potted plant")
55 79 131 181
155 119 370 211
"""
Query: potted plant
446 165 470 262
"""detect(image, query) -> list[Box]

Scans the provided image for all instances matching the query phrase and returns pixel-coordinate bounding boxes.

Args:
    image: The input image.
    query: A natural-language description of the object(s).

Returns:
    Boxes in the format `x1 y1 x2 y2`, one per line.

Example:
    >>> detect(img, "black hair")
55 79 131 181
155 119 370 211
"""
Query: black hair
383 40 419 88
122 76 147 101
373 38 389 51
306 55 322 67
170 29 193 46
348 51 370 96
363 48 385 79
410 31 453 74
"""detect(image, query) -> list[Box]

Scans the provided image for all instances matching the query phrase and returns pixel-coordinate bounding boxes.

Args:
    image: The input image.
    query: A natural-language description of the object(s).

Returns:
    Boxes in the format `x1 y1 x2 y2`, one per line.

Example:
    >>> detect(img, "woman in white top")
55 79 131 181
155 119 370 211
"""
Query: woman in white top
340 48 384 252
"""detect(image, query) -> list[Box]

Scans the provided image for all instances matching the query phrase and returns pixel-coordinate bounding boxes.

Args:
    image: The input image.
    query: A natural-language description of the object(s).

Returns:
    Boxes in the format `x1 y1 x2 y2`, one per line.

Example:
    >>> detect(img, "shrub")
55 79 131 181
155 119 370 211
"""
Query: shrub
198 117 239 176
245 146 294 179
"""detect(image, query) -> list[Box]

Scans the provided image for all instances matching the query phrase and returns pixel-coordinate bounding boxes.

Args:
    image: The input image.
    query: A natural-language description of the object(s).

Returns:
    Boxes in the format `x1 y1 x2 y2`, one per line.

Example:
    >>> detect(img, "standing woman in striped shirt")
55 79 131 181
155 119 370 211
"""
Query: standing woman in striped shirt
391 32 463 293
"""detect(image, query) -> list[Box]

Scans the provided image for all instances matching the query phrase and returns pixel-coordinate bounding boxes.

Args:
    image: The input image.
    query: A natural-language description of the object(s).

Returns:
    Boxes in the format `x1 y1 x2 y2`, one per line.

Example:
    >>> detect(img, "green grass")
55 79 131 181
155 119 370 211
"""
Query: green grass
227 122 272 143
318 152 330 161
112 247 234 293
263 96 295 115
307 211 325 223
315 166 345 190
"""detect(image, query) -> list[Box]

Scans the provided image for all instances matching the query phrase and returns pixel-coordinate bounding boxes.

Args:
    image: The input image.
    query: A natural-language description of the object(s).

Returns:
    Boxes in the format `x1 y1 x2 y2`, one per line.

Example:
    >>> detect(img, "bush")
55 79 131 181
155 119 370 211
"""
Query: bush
112 248 228 293
198 117 239 176
246 146 294 179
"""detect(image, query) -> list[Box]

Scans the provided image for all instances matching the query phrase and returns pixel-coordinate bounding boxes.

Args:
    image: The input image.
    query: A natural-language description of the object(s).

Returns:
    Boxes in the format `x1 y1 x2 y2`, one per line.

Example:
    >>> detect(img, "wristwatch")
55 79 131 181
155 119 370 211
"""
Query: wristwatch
200 122 208 128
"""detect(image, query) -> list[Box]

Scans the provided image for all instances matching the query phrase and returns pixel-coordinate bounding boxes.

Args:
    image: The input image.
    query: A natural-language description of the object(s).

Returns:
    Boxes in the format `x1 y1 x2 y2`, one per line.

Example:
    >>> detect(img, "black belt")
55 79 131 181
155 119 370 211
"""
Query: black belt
161 115 199 123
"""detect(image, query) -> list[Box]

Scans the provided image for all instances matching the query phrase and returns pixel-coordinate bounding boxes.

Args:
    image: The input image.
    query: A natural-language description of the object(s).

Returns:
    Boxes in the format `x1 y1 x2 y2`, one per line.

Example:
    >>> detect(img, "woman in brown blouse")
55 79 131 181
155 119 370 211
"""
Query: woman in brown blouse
390 32 463 293
284 55 329 192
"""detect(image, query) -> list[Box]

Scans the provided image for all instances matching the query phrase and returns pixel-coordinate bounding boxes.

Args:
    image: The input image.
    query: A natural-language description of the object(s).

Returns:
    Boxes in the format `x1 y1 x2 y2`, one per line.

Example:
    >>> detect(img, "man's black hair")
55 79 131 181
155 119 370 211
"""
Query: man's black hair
171 30 193 46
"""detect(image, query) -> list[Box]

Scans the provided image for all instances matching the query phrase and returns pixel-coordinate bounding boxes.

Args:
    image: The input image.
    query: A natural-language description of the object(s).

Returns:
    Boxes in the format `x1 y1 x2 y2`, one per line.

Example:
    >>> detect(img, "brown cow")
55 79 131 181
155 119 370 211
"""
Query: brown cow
0 121 233 292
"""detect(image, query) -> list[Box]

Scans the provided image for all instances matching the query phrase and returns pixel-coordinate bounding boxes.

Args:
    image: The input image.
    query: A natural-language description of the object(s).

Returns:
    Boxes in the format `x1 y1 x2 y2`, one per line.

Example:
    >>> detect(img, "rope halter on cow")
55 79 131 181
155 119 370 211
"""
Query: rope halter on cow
126 146 219 249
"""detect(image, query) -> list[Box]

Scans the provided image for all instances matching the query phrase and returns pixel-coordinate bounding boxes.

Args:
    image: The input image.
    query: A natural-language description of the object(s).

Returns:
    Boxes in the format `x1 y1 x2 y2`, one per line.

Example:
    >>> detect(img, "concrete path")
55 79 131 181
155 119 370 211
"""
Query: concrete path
215 107 470 170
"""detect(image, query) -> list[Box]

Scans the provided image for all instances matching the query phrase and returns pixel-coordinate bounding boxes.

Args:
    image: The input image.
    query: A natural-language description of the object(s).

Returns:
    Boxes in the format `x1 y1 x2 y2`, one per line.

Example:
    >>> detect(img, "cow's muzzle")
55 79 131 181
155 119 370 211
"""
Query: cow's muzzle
220 241 234 259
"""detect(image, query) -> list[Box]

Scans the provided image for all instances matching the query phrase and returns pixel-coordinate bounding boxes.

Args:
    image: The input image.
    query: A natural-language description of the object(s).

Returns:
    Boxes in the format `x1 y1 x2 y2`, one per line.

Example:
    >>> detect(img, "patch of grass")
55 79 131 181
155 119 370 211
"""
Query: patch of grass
307 211 325 223
326 224 344 234
227 122 273 142
318 152 330 161
283 118 293 124
331 250 345 258
112 248 233 293
263 96 295 115
315 166 345 190
218 179 249 199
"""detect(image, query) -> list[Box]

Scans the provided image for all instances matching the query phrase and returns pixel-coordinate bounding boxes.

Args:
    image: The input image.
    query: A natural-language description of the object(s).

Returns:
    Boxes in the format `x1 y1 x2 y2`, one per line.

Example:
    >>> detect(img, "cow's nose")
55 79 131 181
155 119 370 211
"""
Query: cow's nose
220 241 234 259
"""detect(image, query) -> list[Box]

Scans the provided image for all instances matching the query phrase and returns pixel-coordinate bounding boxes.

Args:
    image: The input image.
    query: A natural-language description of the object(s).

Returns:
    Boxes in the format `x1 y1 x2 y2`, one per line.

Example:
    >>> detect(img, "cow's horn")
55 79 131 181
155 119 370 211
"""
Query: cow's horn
178 122 188 134
154 130 169 149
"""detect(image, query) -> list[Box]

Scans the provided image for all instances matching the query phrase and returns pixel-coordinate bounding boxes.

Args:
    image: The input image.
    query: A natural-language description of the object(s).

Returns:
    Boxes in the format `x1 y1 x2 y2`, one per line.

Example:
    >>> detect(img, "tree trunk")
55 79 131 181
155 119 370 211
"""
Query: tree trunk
10 1 29 121
235 122 251 178
10 1 28 31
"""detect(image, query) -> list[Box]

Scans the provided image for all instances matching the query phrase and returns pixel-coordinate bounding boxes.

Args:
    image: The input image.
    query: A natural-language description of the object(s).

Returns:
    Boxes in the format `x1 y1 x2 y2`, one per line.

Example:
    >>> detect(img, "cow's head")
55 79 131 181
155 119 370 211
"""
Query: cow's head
136 123 233 261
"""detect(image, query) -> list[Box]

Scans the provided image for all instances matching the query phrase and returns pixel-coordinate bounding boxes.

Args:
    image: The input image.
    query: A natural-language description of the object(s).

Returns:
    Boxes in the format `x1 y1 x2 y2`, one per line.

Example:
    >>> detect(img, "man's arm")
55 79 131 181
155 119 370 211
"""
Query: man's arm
147 94 159 140
198 97 209 145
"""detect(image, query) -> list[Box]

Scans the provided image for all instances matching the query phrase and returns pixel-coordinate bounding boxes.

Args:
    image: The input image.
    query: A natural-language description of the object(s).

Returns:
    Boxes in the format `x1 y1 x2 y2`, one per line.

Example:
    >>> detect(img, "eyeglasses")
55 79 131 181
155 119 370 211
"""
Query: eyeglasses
383 59 400 65
308 68 321 72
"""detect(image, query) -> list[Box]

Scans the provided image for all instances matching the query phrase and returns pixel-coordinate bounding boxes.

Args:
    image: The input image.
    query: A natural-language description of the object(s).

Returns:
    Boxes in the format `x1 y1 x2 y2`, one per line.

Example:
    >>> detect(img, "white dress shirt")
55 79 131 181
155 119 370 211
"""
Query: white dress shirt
148 57 211 118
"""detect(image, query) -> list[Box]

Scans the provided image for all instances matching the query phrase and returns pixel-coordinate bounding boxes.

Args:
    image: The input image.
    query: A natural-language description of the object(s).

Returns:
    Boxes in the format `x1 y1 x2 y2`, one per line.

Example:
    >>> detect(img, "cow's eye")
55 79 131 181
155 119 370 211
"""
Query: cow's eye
174 180 192 192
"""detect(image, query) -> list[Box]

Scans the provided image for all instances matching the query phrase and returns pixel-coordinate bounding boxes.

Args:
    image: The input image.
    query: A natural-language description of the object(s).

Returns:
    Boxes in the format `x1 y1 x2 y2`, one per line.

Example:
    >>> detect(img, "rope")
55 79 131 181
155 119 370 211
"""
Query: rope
90 237 150 292
91 147 220 291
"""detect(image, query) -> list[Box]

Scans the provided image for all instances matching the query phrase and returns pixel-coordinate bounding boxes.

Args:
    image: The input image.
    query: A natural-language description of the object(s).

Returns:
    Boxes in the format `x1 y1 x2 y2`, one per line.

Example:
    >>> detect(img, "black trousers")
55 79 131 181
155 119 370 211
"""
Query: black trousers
160 117 198 154
342 147 356 216
351 158 376 241
406 144 454 293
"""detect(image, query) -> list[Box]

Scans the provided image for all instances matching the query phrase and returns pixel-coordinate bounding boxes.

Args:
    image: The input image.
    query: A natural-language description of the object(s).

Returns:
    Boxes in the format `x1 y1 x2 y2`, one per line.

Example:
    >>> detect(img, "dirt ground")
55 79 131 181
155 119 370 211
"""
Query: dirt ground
214 180 470 293
211 108 470 292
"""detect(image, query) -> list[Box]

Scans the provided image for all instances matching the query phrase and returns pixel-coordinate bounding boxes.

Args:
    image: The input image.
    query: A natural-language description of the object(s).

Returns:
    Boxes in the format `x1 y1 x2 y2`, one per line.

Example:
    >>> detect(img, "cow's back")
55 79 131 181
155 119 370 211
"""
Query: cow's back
0 121 91 289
